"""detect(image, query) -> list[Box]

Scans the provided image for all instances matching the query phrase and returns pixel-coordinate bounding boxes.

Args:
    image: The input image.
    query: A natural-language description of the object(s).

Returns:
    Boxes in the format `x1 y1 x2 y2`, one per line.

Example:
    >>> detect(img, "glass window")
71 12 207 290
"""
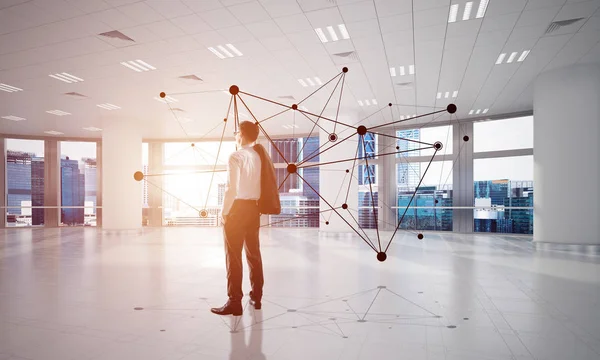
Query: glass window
357 133 378 227
397 161 453 231
59 142 97 226
162 141 235 226
473 156 533 234
5 139 44 227
269 137 320 227
397 125 453 157
473 116 533 152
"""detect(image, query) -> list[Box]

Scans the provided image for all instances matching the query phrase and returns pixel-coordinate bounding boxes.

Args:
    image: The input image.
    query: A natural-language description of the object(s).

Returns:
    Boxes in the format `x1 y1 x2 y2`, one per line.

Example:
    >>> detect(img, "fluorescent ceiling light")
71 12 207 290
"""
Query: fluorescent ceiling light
365 99 371 106
44 130 64 135
121 60 156 72
463 2 473 20
338 24 350 39
477 0 489 18
217 45 233 58
300 106 308 111
82 127 102 131
154 96 178 104
436 92 442 99
476 109 481 114
326 26 338 41
2 115 26 121
208 47 225 59
314 77 322 85
444 91 450 98
390 67 397 76
358 100 364 106
96 103 121 110
400 115 405 120
483 108 489 114
452 90 458 98
298 79 308 87
49 72 84 83
372 99 377 105
315 28 328 43
226 44 243 56
469 110 474 115
448 4 459 23
399 66 405 76
282 124 299 129
46 110 71 116
409 65 415 75
496 53 506 64
305 78 315 86
518 50 530 62
507 52 518 63
0 83 23 92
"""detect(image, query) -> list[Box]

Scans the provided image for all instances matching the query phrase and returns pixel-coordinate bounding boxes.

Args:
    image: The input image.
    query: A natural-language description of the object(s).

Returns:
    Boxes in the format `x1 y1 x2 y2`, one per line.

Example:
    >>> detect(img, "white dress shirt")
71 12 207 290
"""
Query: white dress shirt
221 144 262 216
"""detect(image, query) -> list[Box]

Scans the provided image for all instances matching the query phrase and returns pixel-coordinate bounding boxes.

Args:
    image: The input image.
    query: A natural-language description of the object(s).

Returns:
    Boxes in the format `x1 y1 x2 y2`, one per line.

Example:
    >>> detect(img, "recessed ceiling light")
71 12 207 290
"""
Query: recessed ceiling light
315 24 349 43
448 4 459 23
518 50 530 62
358 99 377 106
496 53 506 64
399 114 417 120
208 44 243 59
463 2 473 21
154 96 178 104
358 100 364 106
2 115 26 121
0 83 23 93
121 60 156 72
506 52 518 63
44 130 64 135
390 65 414 77
282 124 299 129
82 127 102 131
469 108 490 115
437 91 458 99
46 110 71 116
97 103 121 110
298 77 321 87
49 72 84 83
477 0 489 18
372 99 377 105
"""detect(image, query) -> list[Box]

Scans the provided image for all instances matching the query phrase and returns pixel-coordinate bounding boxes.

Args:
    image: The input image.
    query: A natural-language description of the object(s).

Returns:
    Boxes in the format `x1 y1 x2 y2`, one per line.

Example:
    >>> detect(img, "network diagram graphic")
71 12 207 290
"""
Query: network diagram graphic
133 67 464 262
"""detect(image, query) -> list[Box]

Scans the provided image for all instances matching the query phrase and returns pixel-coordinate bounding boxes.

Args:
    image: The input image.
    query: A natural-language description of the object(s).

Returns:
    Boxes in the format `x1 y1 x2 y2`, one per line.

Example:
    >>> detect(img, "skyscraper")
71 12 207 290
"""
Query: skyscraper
31 157 44 225
60 158 85 225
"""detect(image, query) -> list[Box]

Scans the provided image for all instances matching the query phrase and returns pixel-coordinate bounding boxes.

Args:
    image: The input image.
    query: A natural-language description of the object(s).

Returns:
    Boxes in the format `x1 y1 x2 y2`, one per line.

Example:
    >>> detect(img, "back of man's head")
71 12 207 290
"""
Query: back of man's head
239 121 259 143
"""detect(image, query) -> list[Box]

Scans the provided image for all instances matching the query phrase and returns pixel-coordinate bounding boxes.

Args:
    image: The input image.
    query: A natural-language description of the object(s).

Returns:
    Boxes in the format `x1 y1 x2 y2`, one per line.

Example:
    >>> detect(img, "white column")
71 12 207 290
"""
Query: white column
44 140 60 227
101 121 142 231
147 142 163 227
533 64 600 251
452 122 474 233
0 137 5 228
378 130 396 231
318 117 359 232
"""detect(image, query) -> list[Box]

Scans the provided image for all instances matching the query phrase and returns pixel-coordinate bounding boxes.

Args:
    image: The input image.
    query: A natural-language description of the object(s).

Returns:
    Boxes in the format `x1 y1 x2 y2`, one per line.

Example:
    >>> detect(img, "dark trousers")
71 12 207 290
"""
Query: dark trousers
223 199 263 302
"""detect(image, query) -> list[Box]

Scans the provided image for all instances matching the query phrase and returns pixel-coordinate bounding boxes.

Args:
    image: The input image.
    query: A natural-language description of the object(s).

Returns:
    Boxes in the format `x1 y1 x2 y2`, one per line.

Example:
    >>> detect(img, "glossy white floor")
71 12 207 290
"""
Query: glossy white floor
1 227 599 360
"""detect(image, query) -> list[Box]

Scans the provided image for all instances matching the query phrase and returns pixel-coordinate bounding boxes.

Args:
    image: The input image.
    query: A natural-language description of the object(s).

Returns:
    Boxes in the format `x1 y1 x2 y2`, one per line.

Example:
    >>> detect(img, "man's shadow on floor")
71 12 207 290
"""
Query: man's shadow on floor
229 309 267 360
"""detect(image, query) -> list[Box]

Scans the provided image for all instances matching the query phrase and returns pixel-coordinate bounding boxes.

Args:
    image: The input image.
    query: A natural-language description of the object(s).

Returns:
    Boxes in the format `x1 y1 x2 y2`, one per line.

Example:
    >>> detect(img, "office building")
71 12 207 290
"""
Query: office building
1 2 600 359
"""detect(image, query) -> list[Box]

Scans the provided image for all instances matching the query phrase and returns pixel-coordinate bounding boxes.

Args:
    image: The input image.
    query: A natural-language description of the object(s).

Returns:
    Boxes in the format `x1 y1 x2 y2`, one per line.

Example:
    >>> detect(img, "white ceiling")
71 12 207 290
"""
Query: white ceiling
1 0 599 140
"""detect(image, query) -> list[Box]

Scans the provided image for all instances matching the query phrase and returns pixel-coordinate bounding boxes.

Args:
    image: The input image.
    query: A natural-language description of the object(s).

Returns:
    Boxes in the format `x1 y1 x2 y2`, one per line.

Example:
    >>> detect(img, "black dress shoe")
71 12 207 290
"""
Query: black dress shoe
210 301 242 316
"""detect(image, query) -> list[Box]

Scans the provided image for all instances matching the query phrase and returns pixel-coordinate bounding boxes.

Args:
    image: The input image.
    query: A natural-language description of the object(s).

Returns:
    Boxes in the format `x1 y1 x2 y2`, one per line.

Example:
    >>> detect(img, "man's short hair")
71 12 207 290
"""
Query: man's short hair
239 121 259 142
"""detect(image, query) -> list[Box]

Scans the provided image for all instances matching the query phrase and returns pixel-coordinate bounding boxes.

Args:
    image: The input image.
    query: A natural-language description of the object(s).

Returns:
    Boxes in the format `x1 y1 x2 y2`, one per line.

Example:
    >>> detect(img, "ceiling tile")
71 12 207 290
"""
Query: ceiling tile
228 1 271 24
32 0 84 19
217 25 256 43
117 2 164 25
339 1 377 23
287 30 323 48
304 8 344 28
479 12 521 33
525 0 567 11
373 0 412 17
65 0 112 13
181 0 223 12
193 30 228 47
171 14 212 35
413 6 448 29
246 20 284 39
200 8 240 29
145 20 186 40
515 6 563 28
275 14 313 34
486 0 527 17
145 0 194 19
260 0 302 18
92 8 138 29
555 0 600 21
260 36 294 51
297 0 338 12
378 13 413 34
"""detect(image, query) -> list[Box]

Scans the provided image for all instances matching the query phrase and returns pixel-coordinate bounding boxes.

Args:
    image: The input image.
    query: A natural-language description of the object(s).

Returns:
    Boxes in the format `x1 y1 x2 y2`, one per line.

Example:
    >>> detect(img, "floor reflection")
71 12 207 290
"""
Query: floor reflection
230 310 266 360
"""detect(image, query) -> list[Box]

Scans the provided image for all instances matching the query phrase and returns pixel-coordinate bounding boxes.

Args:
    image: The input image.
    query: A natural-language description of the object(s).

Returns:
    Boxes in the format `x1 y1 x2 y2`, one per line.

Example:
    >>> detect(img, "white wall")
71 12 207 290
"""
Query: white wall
533 64 600 245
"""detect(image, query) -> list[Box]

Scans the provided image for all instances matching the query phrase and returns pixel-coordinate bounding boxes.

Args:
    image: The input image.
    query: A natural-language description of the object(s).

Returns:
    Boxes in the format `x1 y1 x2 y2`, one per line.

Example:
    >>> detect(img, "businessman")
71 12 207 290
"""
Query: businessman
211 121 264 316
